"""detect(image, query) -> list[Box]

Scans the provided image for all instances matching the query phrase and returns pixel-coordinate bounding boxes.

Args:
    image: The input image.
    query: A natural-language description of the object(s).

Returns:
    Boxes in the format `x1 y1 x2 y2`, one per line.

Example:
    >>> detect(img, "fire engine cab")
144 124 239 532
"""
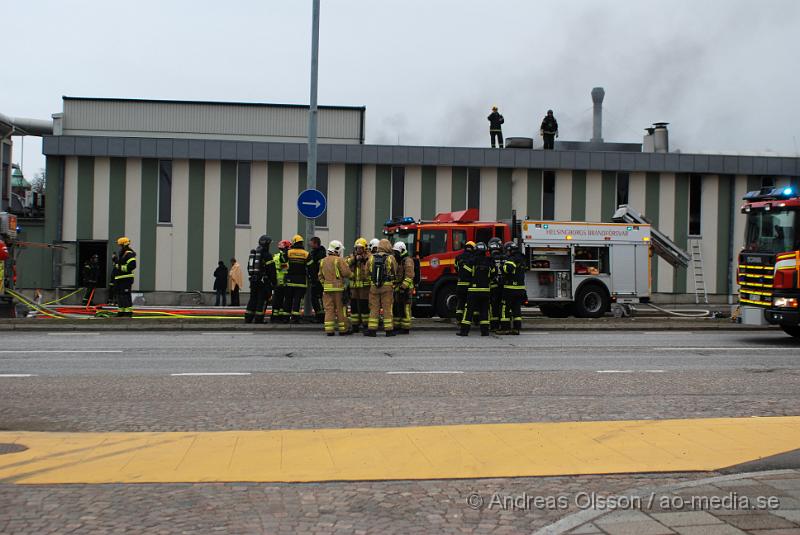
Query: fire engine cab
738 185 800 338
384 209 511 317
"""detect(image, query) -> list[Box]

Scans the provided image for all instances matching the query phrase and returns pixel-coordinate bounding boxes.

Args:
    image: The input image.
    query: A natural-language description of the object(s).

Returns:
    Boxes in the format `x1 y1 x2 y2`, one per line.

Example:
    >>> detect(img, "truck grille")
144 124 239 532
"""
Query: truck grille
738 253 774 308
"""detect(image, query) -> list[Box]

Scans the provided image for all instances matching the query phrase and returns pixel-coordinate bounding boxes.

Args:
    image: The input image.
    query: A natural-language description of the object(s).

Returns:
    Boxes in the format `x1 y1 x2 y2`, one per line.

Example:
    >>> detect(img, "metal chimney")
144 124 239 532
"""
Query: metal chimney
591 87 605 143
643 127 655 153
653 122 669 153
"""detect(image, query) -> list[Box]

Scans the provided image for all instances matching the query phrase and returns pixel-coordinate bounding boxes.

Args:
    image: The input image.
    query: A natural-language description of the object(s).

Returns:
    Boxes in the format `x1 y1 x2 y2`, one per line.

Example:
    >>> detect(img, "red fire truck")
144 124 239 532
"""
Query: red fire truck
738 185 800 338
383 209 511 318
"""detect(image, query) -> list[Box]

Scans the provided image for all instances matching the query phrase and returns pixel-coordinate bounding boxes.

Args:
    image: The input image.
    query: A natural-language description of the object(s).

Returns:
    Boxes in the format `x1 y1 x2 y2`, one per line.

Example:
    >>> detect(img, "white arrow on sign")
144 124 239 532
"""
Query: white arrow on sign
302 200 321 208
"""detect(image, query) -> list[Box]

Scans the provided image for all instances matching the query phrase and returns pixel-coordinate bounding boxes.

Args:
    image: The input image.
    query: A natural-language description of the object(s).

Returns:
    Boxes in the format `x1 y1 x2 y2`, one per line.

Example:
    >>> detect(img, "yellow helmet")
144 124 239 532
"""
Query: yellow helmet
292 234 304 245
117 237 131 246
354 237 368 248
465 241 476 250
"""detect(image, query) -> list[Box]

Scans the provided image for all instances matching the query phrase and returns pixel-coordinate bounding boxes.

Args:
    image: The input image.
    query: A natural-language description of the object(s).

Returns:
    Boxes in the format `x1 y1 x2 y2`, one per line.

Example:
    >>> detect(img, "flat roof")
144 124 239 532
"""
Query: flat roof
62 96 366 112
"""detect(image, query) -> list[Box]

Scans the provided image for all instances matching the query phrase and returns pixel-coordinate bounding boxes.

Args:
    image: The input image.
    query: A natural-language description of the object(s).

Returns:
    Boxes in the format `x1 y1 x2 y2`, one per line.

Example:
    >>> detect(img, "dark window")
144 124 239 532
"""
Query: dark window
391 166 405 218
315 164 328 227
419 229 447 257
452 229 467 251
236 162 251 225
467 167 480 209
761 176 774 188
616 173 630 207
158 160 172 223
474 227 493 244
688 174 702 236
542 171 555 220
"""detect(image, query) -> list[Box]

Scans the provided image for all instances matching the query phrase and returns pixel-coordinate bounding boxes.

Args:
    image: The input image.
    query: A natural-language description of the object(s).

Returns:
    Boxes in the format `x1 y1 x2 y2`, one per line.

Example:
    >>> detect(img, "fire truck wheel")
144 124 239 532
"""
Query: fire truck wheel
781 325 800 338
538 304 573 318
573 284 609 318
435 285 458 318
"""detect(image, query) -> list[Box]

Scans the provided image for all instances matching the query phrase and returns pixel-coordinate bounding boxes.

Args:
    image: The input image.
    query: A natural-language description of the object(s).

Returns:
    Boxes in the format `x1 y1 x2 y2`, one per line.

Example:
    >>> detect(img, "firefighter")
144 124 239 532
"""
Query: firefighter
271 239 291 323
487 105 504 148
308 237 327 323
458 242 493 337
540 109 559 150
319 240 353 336
392 241 415 334
501 240 527 335
368 238 380 254
346 237 371 332
244 235 277 324
366 238 397 337
81 254 101 305
488 237 505 332
455 241 476 324
286 234 313 323
114 237 136 317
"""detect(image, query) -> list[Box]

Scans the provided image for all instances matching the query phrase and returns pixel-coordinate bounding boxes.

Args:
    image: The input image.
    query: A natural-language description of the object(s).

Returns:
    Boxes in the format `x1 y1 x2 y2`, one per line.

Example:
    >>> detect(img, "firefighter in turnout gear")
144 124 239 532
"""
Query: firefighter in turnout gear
500 241 527 335
346 237 371 332
286 234 313 323
455 241 476 323
244 235 277 324
392 241 415 334
368 238 380 254
488 237 505 332
458 242 494 337
365 239 397 337
487 106 505 148
114 237 137 317
319 240 353 336
271 240 291 323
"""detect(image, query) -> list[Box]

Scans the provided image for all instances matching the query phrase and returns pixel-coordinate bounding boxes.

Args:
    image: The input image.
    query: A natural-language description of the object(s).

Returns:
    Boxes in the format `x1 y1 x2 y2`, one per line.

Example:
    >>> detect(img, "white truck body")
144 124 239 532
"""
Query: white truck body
520 220 652 316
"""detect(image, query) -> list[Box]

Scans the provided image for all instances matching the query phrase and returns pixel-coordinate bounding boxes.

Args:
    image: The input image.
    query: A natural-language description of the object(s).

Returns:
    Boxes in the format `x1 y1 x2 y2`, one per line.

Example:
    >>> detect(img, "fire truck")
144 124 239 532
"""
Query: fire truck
737 185 800 338
383 209 511 317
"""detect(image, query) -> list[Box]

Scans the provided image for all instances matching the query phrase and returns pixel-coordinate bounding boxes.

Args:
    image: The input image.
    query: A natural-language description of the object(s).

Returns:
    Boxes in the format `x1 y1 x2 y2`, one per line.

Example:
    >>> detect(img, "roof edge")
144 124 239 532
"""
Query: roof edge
62 96 366 112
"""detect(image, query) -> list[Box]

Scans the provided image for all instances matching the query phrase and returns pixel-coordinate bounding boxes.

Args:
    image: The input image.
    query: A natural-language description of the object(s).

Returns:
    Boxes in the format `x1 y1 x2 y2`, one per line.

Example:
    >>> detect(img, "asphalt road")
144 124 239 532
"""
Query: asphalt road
1 329 799 534
0 330 798 376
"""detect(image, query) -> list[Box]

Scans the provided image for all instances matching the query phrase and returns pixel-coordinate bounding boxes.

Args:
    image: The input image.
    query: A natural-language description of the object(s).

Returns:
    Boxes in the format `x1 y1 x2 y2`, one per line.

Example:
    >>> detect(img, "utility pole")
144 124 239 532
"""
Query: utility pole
304 0 320 318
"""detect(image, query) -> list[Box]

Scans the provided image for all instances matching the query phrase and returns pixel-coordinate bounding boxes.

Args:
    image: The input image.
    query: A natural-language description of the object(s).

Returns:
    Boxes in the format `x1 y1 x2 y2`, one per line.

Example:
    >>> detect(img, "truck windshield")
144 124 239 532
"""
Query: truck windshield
744 209 798 253
394 230 416 256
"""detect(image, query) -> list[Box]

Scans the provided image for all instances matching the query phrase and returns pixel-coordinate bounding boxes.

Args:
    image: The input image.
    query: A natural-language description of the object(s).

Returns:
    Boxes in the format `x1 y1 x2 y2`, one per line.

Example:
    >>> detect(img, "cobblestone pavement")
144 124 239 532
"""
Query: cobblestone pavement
0 473 704 535
1 370 799 432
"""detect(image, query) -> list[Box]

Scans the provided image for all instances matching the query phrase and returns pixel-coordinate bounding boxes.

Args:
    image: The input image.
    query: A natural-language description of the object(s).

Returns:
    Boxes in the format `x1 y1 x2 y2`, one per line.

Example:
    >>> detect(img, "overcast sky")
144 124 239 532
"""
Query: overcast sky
5 0 800 177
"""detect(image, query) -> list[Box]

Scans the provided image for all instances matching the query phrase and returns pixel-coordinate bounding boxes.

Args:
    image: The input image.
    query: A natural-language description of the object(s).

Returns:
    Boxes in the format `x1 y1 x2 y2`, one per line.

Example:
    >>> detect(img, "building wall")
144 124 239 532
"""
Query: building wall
42 153 800 299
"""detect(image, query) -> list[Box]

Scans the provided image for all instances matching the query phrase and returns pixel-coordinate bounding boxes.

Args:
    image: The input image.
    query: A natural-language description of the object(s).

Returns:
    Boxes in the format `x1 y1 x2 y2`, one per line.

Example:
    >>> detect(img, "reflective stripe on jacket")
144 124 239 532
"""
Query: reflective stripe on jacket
319 255 352 292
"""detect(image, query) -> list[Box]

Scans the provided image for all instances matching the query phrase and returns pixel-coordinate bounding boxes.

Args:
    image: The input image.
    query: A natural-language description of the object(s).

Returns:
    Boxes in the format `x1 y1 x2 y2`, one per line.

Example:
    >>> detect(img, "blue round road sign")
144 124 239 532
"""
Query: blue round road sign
297 189 327 219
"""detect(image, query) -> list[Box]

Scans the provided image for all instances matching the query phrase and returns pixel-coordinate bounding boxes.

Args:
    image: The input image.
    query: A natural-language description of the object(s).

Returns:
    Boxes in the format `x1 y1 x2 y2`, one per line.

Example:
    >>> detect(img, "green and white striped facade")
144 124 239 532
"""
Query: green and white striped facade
38 142 800 300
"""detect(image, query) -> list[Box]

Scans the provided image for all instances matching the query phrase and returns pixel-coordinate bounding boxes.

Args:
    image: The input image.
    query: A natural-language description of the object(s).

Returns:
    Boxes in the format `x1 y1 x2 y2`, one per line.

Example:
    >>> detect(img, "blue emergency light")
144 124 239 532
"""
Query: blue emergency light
784 187 794 196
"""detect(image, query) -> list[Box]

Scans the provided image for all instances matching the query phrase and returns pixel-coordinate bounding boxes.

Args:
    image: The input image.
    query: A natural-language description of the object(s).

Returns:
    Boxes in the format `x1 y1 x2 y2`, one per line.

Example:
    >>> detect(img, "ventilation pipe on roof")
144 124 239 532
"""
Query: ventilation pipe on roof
591 87 605 143
653 122 669 153
643 127 656 153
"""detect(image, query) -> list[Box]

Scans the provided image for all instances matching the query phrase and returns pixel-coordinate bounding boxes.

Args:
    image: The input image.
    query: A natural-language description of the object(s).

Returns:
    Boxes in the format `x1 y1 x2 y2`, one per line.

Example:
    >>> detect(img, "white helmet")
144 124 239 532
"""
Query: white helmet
393 241 407 254
327 240 344 255
368 238 380 252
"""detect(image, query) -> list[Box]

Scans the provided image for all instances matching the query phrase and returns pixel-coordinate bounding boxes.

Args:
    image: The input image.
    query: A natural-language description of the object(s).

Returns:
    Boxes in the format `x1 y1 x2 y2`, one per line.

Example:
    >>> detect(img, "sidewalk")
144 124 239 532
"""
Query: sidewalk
543 469 800 535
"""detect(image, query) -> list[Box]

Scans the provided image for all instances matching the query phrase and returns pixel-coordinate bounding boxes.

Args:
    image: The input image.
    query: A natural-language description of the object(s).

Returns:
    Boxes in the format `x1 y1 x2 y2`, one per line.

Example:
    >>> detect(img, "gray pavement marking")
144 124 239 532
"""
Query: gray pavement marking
596 370 665 373
0 350 123 354
0 374 36 377
535 469 799 535
46 332 99 336
386 371 464 374
170 372 252 376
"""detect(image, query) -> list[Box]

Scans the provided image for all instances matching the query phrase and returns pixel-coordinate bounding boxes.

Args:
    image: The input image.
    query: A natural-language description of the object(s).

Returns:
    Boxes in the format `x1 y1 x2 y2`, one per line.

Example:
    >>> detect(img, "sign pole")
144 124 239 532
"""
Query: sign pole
304 0 320 318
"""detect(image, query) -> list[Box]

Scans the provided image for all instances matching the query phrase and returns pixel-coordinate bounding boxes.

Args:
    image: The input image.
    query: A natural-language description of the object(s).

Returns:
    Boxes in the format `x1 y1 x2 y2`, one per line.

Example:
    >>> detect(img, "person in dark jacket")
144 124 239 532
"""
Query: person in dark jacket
458 242 494 337
500 241 527 335
308 236 327 322
540 109 559 150
213 261 228 306
454 241 475 325
487 106 504 148
81 254 101 305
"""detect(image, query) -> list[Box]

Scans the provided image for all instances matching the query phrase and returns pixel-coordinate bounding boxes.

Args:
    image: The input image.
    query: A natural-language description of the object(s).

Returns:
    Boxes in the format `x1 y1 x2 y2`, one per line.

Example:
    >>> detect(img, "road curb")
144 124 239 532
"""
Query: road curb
534 468 800 535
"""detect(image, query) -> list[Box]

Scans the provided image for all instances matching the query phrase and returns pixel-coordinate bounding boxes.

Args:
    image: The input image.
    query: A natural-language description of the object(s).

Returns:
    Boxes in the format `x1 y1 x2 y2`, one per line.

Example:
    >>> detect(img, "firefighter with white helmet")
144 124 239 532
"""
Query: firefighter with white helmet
346 237 371 332
392 241 415 334
318 239 352 335
368 238 380 254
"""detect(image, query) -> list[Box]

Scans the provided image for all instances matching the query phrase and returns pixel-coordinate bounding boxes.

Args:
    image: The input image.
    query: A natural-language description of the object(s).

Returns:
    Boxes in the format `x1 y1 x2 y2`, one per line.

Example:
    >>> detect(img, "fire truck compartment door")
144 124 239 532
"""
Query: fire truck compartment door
610 245 638 295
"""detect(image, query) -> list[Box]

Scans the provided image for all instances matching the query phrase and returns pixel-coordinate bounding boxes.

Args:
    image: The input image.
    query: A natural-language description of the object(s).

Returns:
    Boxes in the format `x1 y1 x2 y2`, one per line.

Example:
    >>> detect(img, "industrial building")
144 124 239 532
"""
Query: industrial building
7 94 800 303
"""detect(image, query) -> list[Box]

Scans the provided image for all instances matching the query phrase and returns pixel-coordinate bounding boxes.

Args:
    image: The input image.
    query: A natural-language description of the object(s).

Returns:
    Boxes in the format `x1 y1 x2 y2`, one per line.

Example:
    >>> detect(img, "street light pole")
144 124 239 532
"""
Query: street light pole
304 0 320 318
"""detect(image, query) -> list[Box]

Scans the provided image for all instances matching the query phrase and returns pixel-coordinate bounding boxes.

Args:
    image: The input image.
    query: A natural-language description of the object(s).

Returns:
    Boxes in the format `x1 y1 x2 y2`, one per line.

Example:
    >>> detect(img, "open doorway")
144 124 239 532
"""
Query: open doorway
78 240 108 288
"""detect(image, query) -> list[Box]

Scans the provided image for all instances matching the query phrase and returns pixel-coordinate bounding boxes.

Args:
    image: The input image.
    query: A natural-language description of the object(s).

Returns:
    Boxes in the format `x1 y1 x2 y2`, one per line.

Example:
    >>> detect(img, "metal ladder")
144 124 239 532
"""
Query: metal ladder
688 238 708 304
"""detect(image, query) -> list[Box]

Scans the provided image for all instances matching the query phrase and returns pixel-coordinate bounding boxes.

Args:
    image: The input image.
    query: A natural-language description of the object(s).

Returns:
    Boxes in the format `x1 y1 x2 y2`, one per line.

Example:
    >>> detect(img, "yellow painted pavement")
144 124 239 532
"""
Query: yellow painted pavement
0 416 799 484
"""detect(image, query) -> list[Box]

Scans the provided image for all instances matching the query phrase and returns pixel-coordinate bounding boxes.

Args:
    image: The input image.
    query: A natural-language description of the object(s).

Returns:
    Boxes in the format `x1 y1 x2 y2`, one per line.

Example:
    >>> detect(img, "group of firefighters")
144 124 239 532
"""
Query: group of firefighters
104 233 528 336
